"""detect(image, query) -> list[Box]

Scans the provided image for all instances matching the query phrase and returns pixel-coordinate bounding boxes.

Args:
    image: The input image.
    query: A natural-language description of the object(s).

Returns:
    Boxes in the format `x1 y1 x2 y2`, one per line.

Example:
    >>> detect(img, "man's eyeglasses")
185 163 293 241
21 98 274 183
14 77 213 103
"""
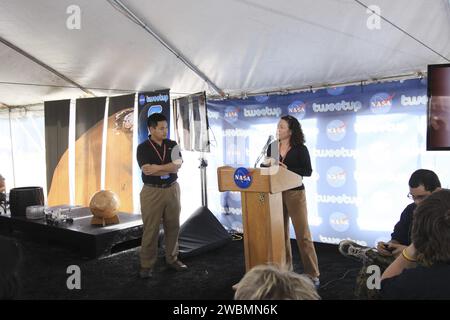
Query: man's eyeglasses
407 193 428 201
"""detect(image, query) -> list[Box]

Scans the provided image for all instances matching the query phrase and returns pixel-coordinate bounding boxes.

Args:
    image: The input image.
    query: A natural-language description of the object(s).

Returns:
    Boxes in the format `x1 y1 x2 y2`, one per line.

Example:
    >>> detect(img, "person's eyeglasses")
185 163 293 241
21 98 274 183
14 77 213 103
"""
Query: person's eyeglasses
407 193 428 201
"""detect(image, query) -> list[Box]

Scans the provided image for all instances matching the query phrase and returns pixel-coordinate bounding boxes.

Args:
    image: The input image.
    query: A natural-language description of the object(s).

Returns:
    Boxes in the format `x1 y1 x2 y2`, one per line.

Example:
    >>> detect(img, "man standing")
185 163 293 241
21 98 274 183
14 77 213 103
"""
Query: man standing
136 113 187 279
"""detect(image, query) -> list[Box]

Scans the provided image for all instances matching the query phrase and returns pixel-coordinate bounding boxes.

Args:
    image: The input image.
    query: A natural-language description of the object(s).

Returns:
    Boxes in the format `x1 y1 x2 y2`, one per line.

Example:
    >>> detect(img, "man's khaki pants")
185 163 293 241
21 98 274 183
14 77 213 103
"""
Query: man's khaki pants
140 182 181 269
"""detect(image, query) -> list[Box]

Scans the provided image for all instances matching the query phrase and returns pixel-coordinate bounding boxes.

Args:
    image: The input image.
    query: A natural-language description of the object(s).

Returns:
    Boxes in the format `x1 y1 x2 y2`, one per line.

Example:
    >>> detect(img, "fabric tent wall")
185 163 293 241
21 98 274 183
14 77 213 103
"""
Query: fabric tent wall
1 0 450 106
105 94 135 213
44 99 70 206
0 106 46 194
74 97 107 207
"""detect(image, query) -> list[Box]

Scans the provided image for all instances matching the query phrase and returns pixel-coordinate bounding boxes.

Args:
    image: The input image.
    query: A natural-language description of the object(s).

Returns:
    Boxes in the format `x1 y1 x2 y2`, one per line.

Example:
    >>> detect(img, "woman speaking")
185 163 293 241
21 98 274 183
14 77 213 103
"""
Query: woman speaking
267 115 320 287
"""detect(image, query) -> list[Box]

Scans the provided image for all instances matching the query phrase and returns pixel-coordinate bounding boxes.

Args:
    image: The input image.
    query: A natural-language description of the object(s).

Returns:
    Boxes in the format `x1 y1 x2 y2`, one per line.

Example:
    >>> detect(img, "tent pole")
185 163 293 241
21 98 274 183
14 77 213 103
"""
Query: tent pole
108 0 225 97
8 108 16 188
199 155 208 207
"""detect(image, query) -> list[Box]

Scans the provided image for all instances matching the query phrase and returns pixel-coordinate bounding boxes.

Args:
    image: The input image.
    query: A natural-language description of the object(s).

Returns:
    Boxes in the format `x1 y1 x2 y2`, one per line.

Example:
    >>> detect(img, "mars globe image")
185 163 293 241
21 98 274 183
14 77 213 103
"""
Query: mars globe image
89 190 121 225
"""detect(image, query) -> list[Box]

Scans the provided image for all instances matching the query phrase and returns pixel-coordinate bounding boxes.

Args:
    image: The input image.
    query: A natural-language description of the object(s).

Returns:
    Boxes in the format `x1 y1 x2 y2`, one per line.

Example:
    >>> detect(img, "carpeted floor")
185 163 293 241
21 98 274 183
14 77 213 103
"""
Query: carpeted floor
6 232 361 300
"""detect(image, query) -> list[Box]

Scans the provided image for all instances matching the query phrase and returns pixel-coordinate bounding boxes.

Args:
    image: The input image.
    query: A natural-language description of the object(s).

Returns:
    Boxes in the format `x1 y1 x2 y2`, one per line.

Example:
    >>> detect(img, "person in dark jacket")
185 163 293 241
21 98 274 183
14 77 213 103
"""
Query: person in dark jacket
381 189 450 299
338 169 441 299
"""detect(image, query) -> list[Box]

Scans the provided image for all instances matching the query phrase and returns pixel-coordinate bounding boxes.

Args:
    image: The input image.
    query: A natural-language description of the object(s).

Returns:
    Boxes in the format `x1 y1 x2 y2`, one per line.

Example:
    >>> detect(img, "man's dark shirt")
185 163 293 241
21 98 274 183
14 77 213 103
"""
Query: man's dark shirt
391 203 416 245
136 136 182 185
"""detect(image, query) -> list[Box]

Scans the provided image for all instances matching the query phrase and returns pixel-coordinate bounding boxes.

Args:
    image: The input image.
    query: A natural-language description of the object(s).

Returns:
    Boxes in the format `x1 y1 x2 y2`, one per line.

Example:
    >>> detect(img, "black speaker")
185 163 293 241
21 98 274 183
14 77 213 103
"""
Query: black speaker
158 206 231 257
177 206 231 257
9 187 44 217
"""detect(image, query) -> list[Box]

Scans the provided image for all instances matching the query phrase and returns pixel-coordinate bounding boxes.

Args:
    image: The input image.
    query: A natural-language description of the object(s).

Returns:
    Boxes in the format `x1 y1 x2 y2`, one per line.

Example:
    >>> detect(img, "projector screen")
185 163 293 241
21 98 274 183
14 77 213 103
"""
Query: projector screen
427 63 450 150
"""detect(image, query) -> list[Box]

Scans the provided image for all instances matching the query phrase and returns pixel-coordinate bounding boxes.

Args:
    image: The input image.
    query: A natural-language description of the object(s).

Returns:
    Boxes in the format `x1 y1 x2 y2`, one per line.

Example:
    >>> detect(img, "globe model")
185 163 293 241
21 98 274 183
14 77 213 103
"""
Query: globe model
89 190 120 219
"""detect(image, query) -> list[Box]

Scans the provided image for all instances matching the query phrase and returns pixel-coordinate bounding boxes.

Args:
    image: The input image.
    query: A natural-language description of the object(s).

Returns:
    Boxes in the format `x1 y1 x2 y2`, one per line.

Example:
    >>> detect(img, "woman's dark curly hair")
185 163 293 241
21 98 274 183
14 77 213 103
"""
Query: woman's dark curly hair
412 189 450 266
280 115 305 147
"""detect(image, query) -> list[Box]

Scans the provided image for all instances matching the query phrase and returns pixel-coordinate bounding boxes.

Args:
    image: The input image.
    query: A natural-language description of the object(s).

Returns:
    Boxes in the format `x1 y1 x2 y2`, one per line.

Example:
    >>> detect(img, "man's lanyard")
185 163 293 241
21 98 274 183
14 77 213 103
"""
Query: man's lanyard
148 138 166 164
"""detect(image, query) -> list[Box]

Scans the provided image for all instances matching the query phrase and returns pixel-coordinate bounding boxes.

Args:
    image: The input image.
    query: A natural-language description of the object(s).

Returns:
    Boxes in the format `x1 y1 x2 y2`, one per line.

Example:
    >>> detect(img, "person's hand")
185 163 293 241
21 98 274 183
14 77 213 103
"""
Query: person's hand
141 164 158 175
377 241 394 256
387 243 407 257
279 162 287 168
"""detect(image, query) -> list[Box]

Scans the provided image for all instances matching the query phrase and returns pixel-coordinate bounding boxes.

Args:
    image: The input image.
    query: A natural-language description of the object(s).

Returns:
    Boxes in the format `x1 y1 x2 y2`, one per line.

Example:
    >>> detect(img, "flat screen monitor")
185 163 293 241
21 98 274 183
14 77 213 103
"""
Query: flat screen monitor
427 63 450 150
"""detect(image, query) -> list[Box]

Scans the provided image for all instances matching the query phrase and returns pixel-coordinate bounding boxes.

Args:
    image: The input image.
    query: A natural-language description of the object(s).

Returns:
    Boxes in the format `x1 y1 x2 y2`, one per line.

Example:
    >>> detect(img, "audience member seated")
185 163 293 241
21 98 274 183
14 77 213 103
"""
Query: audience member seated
0 235 23 299
380 189 450 299
338 169 441 299
234 264 320 300
0 174 5 193
0 174 6 214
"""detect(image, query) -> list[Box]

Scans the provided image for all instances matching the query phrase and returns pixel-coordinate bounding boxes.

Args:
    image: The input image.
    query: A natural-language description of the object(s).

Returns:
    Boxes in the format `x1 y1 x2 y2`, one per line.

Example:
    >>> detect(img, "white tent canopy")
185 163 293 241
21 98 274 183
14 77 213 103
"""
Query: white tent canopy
1 0 450 106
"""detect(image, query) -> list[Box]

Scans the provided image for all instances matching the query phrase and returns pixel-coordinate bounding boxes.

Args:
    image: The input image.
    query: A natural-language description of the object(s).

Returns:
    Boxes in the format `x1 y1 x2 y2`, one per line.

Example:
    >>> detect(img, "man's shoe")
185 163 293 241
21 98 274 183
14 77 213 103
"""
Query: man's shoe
139 268 153 279
338 240 373 263
167 260 188 271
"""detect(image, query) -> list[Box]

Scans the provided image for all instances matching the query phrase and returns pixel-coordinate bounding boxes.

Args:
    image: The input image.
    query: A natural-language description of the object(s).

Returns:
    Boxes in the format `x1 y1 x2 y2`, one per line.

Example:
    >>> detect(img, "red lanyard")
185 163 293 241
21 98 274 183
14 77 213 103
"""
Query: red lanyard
148 139 166 163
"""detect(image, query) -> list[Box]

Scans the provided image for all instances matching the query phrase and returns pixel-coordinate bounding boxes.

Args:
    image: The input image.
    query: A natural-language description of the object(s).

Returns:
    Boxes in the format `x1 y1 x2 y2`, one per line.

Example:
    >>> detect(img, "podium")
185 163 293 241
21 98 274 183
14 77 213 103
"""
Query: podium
217 166 302 271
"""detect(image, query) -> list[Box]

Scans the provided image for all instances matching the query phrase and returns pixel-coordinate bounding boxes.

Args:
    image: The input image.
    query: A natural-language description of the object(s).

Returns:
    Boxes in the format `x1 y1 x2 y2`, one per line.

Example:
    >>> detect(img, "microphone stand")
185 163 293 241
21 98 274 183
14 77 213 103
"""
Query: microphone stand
254 149 266 168
254 137 273 168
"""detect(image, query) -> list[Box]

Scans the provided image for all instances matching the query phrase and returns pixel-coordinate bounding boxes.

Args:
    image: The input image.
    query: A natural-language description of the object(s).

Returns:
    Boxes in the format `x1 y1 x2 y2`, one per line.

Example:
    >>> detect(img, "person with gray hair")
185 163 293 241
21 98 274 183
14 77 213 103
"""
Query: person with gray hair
234 264 320 300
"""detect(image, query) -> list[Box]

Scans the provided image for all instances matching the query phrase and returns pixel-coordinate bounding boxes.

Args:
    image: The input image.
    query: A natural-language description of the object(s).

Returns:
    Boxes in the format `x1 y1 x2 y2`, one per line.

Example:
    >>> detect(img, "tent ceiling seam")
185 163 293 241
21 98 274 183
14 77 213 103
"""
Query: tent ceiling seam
353 0 450 63
0 36 95 97
107 0 225 97
207 71 426 100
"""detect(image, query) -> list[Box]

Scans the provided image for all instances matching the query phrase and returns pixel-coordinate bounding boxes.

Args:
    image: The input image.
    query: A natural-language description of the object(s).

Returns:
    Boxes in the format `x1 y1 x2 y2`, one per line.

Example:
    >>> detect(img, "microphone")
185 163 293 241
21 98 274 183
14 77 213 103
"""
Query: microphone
254 135 274 168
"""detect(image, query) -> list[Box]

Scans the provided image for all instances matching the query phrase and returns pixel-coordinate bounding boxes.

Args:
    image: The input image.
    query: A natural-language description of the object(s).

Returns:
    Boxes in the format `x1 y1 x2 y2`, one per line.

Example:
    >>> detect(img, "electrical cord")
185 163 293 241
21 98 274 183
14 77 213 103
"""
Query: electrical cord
319 267 360 290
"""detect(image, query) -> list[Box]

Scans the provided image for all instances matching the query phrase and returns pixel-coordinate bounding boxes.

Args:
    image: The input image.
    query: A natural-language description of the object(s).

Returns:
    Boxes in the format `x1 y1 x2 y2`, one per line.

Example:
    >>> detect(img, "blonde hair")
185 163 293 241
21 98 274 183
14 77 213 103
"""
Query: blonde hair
234 264 320 300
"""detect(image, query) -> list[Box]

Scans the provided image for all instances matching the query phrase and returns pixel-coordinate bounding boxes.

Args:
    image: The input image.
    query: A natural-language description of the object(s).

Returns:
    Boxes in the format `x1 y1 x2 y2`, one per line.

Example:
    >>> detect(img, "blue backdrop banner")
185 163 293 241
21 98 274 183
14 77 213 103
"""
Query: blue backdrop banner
137 89 171 144
205 78 450 247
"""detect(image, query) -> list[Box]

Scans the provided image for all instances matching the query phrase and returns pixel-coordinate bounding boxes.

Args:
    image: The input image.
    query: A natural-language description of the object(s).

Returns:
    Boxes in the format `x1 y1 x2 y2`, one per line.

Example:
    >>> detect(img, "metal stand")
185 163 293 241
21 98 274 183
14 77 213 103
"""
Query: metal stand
199 154 208 207
176 153 231 257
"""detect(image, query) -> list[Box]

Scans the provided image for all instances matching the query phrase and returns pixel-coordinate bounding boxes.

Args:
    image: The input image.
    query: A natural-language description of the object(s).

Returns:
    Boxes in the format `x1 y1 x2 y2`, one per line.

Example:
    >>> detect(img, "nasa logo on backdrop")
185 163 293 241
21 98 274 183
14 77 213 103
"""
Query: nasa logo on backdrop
370 92 394 114
326 119 346 141
287 100 306 120
327 86 346 96
224 106 239 122
147 105 162 117
326 166 347 188
234 167 252 189
329 212 350 232
139 94 146 105
255 95 270 103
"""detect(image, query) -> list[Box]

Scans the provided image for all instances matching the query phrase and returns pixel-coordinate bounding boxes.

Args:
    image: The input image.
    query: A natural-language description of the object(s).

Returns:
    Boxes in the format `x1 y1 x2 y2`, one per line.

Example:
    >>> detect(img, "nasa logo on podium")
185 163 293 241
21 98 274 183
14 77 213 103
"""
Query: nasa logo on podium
234 167 253 189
